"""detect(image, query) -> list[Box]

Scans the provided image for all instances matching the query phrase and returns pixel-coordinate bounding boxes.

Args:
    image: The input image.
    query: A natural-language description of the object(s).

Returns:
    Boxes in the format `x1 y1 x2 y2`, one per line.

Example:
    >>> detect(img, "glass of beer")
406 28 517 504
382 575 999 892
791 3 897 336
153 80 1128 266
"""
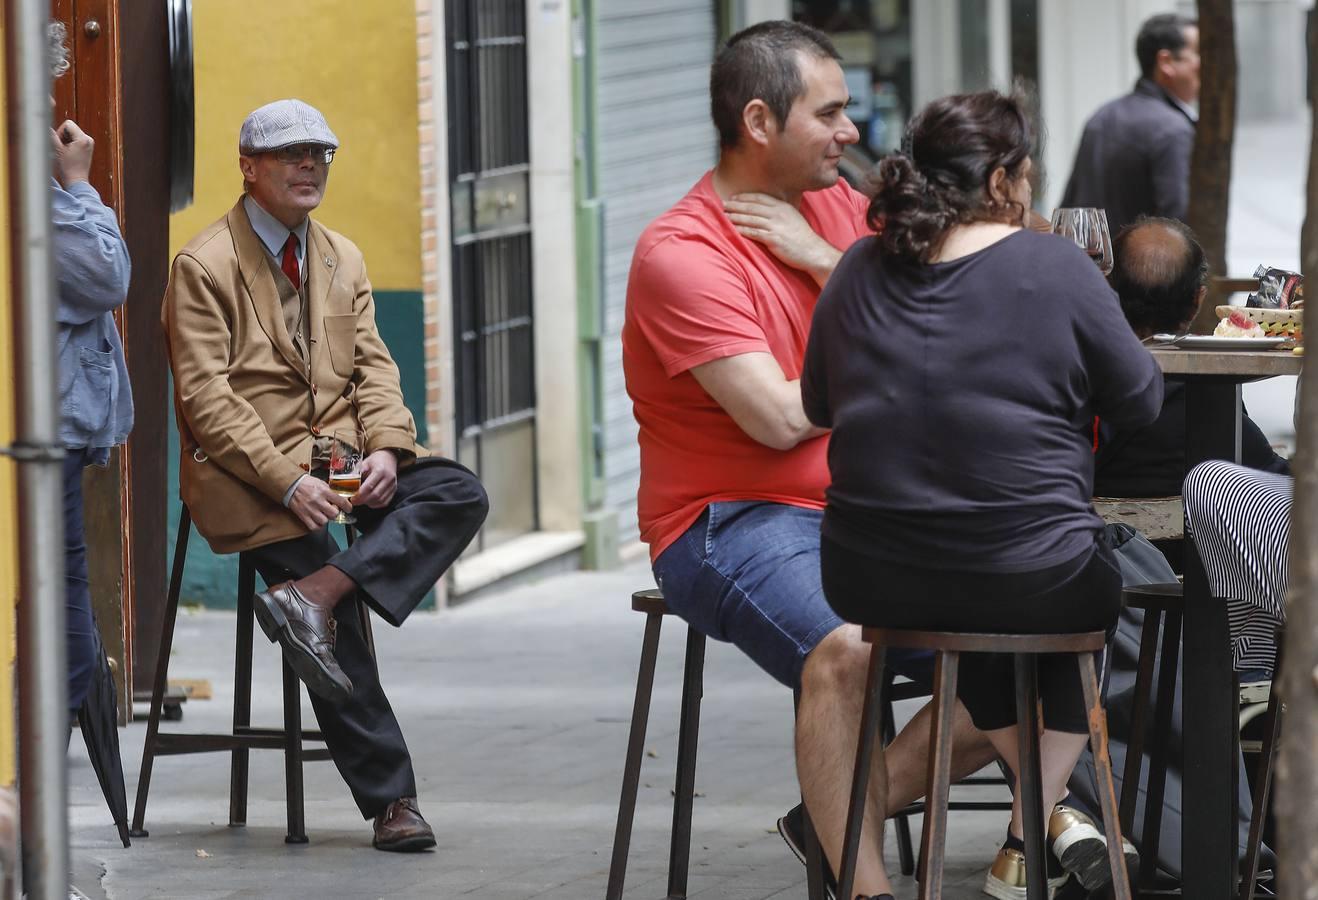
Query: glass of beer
327 430 365 525
1050 207 1114 275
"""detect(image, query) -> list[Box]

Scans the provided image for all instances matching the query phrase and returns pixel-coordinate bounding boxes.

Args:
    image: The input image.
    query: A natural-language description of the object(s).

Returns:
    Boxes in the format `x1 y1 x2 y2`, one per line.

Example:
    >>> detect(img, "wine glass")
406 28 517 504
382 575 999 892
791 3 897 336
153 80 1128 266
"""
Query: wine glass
1050 208 1114 275
327 430 365 526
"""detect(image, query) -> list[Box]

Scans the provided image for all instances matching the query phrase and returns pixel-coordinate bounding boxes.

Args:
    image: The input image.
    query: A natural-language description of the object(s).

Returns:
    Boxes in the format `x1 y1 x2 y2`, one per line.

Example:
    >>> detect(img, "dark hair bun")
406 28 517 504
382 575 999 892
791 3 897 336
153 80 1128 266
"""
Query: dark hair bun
870 154 954 265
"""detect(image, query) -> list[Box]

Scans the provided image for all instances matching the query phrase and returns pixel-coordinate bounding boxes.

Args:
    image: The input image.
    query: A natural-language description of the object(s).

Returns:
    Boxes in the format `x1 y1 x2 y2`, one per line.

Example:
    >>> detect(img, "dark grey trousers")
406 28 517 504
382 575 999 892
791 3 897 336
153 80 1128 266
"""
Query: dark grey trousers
246 457 488 818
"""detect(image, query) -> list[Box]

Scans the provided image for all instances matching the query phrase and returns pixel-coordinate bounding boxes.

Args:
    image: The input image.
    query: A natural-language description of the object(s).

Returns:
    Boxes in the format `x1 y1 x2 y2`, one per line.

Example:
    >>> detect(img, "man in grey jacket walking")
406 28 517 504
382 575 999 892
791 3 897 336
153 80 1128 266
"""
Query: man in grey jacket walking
50 20 133 714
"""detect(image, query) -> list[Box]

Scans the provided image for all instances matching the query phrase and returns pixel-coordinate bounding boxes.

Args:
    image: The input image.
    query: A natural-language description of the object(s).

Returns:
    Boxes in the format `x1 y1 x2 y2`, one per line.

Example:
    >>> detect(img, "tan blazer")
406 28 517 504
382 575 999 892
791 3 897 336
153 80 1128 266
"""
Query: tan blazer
162 198 425 553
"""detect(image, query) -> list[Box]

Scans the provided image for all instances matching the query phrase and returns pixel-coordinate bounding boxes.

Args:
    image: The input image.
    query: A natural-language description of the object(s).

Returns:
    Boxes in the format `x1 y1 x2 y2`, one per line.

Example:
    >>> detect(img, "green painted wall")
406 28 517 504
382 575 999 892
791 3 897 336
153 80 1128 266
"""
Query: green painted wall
167 293 429 608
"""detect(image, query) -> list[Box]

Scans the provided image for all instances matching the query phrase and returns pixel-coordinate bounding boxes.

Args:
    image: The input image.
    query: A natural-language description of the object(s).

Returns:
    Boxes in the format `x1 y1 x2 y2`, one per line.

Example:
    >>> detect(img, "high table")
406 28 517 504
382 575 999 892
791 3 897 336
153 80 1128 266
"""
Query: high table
1149 346 1302 899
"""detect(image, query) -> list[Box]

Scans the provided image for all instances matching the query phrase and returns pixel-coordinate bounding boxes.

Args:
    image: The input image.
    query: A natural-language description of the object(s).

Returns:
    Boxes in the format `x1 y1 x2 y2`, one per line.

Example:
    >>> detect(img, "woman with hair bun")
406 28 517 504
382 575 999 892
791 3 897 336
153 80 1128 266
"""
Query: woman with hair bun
802 90 1162 898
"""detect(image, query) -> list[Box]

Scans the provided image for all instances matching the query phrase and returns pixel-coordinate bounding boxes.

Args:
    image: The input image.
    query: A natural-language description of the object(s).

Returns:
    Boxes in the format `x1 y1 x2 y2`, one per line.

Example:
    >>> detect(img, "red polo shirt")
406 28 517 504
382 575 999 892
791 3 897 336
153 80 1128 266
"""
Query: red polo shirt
622 172 872 561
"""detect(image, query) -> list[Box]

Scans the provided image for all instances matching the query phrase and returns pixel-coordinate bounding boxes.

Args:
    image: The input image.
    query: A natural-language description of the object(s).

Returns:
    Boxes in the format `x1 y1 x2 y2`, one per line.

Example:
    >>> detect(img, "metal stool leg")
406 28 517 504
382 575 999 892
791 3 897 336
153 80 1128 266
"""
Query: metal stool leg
606 612 664 900
667 628 706 899
793 688 829 900
281 659 308 844
130 507 192 838
229 555 256 827
1239 641 1284 900
880 669 917 877
802 806 828 900
1014 653 1048 900
837 643 886 900
1140 608 1181 887
917 650 960 900
1120 608 1161 834
1079 652 1133 900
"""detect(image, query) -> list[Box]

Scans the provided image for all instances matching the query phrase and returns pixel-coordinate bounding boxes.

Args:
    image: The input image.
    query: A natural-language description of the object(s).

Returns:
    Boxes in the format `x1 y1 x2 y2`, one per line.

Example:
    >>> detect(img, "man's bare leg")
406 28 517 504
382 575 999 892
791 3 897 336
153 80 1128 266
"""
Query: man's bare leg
884 699 998 814
796 625 892 897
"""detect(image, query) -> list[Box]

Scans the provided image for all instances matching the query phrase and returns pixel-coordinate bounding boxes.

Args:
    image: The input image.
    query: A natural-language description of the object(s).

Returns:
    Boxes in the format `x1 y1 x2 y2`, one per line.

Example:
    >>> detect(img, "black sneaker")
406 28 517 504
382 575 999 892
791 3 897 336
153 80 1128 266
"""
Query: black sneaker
777 803 838 899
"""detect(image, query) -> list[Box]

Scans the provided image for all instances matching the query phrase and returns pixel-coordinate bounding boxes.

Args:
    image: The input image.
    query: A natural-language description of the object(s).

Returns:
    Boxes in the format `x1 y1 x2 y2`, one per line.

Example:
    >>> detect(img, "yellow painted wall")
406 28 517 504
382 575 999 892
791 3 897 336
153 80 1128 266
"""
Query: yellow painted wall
0 12 19 785
168 0 422 291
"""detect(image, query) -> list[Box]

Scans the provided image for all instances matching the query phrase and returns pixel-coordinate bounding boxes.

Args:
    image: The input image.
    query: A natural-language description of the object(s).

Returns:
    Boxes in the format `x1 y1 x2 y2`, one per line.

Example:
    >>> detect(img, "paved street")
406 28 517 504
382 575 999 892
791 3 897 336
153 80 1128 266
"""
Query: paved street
69 561 1011 900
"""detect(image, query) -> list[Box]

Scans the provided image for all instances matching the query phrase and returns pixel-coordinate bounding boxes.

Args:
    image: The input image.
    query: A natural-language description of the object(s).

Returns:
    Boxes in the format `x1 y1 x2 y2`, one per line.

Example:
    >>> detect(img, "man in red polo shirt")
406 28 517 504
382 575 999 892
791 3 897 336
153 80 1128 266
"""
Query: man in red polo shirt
623 21 997 897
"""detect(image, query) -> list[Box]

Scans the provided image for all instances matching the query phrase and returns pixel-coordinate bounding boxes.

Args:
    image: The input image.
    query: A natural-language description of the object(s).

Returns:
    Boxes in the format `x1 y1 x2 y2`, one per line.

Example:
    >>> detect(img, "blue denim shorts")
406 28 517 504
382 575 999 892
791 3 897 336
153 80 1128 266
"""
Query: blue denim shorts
653 501 933 689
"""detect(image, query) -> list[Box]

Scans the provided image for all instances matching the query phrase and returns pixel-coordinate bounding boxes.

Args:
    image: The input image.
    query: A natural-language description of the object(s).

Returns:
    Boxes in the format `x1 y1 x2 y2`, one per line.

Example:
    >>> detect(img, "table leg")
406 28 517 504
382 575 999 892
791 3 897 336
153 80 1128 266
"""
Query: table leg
1180 380 1241 900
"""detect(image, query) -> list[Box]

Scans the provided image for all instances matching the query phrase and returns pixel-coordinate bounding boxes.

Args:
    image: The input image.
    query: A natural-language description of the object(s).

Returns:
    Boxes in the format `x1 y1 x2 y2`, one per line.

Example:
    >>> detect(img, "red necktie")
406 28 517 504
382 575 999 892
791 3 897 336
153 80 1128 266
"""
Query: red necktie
280 234 300 287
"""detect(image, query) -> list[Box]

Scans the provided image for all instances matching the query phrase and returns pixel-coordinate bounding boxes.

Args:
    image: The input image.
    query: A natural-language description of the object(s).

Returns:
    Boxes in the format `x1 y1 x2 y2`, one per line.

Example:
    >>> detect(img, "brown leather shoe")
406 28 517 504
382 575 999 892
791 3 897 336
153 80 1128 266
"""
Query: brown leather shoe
253 581 352 705
373 797 436 852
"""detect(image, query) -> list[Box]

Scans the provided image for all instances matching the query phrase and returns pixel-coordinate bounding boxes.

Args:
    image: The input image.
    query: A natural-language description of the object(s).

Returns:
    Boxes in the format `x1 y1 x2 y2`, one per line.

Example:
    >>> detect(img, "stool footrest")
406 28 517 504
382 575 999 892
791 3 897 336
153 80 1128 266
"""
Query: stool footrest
154 731 329 755
864 628 1106 653
899 800 1013 815
235 726 326 741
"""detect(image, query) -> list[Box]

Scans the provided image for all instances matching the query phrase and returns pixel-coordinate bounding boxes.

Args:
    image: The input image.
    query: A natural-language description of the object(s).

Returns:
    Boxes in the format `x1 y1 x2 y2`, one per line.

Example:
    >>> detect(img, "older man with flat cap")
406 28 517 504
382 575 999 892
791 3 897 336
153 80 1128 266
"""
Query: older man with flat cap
163 99 488 850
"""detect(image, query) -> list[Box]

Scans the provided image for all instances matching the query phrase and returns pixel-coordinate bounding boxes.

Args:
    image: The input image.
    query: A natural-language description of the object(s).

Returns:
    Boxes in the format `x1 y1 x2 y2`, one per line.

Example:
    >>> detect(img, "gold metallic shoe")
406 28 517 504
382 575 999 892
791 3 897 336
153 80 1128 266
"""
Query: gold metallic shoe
1048 804 1139 891
982 846 1069 900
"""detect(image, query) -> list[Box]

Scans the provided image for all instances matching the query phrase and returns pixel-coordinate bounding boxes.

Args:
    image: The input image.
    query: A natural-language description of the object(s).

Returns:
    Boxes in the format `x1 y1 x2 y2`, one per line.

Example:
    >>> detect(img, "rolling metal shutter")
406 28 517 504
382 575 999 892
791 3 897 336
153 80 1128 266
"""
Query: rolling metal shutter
598 0 717 545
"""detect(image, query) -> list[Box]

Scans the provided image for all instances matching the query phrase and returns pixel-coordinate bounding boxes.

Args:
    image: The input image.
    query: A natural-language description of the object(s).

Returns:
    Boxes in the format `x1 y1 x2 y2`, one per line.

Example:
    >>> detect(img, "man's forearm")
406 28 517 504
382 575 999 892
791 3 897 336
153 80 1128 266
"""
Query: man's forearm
805 243 843 287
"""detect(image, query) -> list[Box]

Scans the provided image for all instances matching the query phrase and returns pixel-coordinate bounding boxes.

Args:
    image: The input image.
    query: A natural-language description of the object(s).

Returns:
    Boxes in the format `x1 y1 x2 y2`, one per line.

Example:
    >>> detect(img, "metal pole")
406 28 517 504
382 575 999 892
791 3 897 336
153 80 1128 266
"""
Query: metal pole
7 2 71 897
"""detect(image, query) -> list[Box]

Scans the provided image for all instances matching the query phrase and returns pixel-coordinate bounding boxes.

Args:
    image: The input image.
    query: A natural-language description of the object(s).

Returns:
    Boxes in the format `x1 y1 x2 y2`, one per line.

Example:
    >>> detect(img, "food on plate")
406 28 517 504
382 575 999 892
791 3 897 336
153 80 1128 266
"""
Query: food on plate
1213 305 1303 341
1214 310 1266 338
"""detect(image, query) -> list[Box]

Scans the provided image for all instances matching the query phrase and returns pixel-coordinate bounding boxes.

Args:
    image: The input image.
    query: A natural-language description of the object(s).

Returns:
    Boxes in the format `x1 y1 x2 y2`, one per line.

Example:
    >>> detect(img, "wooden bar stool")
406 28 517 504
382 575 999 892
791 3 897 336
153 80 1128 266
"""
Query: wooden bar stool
837 628 1132 900
130 506 373 844
606 588 828 900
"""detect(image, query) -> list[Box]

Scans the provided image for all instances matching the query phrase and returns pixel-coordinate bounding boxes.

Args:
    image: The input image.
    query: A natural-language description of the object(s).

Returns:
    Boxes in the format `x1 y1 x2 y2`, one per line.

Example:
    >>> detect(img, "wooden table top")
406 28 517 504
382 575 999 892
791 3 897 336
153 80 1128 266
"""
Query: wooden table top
1150 346 1304 377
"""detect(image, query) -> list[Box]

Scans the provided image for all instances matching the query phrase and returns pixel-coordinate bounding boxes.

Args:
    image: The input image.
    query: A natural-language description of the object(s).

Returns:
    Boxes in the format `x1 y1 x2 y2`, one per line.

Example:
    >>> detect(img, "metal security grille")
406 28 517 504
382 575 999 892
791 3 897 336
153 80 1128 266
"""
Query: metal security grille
447 0 537 550
597 0 717 546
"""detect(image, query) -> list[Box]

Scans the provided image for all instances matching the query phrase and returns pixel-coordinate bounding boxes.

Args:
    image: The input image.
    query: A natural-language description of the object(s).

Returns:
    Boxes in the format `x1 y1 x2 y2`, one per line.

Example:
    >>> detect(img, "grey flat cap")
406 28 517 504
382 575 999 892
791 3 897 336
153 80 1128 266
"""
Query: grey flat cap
239 99 339 154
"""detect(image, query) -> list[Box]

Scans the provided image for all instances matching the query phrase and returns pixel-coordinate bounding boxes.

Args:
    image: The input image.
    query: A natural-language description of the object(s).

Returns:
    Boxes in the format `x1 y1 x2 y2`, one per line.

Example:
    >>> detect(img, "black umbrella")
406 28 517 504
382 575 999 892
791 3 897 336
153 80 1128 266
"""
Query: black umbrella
77 620 130 848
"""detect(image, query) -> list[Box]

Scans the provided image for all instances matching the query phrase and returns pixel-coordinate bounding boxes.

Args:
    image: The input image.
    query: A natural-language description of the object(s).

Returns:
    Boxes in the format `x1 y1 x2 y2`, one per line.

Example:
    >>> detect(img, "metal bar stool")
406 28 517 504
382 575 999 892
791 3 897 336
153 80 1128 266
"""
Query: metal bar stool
130 506 373 844
1239 633 1283 900
837 628 1132 900
1116 581 1182 889
606 588 828 899
1121 584 1282 899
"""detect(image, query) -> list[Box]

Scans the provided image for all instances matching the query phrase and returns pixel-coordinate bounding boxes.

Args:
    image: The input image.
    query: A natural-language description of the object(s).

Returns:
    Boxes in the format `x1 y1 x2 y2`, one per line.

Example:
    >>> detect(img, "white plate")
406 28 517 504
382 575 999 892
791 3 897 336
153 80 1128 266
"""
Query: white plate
1150 334 1290 351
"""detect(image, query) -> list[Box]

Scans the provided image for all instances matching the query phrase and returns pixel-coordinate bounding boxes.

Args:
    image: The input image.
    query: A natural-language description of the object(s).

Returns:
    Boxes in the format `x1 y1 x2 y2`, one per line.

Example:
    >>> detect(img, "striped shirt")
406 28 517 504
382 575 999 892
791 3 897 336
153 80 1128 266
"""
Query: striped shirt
1183 460 1291 673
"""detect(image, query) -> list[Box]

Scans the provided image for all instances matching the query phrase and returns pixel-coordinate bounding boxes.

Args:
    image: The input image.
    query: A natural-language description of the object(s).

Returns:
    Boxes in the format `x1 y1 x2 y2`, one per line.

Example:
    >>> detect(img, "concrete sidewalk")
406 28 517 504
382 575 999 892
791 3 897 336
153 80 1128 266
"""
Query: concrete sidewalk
69 561 1016 899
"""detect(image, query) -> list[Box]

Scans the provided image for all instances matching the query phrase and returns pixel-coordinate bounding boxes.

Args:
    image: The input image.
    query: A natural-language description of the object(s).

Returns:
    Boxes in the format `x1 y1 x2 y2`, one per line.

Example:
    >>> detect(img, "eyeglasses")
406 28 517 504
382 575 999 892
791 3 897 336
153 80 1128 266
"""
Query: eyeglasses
271 144 335 165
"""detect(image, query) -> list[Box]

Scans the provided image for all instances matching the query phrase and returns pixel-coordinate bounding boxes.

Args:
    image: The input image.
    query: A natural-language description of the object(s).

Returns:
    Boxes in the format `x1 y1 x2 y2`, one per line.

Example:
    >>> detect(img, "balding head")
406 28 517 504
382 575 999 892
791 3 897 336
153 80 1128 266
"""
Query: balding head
1109 217 1208 337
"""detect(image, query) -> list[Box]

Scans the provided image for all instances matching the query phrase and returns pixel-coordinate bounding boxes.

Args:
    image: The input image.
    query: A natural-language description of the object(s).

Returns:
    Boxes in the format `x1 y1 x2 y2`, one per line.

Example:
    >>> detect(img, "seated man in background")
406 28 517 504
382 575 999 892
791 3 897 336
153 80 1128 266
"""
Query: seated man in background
1070 218 1284 879
1095 217 1289 501
163 99 488 851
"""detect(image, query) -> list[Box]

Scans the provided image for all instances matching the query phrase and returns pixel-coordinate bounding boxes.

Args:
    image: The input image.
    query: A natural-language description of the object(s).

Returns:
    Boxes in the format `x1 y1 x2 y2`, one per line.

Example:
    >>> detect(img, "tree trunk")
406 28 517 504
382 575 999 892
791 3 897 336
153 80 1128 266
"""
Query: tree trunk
1187 0 1238 334
1277 16 1318 898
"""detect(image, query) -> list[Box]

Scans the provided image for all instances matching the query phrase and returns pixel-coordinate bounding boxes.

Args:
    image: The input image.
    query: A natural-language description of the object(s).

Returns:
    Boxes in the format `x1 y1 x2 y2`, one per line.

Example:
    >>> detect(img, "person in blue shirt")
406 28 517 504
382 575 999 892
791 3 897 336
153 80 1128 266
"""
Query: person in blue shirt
49 20 133 715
